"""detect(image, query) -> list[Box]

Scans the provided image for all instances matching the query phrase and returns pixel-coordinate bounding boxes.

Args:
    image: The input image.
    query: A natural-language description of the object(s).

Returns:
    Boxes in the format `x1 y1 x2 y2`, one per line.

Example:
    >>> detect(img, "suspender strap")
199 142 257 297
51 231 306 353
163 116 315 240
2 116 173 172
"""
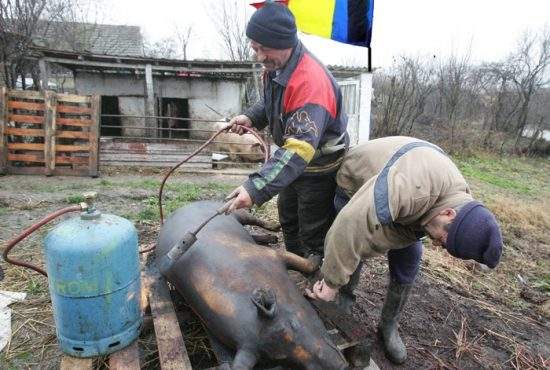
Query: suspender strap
374 142 445 226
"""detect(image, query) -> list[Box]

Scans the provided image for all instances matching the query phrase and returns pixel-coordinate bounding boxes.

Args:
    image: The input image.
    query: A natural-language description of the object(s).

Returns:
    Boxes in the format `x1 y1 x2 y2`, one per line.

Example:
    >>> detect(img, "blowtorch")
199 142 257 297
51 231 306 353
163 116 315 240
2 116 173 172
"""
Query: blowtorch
157 195 235 277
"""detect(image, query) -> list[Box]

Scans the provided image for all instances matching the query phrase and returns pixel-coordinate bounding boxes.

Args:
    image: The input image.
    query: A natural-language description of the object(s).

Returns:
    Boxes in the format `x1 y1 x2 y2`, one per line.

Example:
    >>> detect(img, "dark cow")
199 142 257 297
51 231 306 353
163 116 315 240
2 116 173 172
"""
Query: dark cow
157 201 348 370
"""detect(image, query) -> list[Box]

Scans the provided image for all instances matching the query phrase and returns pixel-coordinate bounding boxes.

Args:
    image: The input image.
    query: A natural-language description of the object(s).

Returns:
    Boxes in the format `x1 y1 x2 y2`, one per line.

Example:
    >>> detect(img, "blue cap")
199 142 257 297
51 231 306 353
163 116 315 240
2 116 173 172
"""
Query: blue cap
246 2 298 49
445 201 503 268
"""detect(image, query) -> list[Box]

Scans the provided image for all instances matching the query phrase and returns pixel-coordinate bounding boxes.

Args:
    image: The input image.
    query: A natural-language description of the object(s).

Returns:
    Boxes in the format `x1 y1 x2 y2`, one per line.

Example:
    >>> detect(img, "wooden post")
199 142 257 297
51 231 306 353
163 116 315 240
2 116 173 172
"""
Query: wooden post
0 87 7 174
145 64 157 138
252 70 261 102
39 58 50 90
89 95 100 177
43 90 57 176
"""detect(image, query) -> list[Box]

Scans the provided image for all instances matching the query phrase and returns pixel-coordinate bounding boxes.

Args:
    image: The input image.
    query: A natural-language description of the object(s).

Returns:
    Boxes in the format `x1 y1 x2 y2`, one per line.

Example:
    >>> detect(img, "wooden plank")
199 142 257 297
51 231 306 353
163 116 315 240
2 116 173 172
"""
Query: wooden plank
8 153 45 163
8 168 43 175
148 271 193 370
44 90 57 175
109 341 140 370
57 117 94 127
7 143 44 151
56 93 91 104
5 127 45 137
8 90 44 100
88 95 100 176
57 104 92 114
7 165 46 175
55 155 89 165
309 299 369 343
8 114 44 124
57 130 90 139
55 144 90 152
0 87 7 174
60 356 93 370
7 101 45 111
52 167 90 176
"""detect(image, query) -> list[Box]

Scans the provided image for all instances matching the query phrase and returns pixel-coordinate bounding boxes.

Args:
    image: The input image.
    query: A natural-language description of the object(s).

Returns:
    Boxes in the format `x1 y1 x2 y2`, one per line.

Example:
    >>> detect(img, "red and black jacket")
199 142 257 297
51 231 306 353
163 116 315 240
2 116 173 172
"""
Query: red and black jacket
243 41 348 206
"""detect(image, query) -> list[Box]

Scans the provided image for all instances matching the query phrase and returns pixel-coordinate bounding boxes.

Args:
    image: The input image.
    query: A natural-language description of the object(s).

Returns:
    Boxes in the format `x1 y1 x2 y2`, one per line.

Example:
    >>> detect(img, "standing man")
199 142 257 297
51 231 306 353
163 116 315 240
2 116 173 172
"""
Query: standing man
227 1 348 258
306 136 503 364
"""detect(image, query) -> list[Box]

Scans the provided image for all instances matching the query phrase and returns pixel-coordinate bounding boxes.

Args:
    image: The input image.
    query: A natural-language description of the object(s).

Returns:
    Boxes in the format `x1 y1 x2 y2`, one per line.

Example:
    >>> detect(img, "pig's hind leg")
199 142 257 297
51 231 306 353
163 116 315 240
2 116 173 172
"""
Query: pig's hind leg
232 348 258 370
232 209 281 231
250 233 278 245
206 330 258 370
277 251 322 274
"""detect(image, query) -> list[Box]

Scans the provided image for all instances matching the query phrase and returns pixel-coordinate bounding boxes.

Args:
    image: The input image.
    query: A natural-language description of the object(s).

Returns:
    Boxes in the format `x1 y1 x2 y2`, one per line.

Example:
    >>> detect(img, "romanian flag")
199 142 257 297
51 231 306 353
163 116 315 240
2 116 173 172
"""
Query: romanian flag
251 0 374 48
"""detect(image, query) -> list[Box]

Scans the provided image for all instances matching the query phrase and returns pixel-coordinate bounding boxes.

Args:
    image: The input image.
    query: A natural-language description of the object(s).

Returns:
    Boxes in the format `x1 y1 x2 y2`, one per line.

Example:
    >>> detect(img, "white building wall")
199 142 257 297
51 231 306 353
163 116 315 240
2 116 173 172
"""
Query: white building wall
74 72 244 139
358 73 373 143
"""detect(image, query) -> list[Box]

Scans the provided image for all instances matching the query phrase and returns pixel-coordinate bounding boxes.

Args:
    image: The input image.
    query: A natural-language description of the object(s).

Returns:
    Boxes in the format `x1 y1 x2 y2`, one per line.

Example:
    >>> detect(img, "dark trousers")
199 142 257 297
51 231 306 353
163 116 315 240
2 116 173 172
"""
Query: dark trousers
334 187 422 292
278 171 337 256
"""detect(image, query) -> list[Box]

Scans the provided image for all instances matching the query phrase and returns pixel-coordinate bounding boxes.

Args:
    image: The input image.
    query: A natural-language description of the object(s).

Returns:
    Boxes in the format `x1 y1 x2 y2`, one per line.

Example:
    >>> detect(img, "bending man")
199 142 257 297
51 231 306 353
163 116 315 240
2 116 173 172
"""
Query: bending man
306 136 503 364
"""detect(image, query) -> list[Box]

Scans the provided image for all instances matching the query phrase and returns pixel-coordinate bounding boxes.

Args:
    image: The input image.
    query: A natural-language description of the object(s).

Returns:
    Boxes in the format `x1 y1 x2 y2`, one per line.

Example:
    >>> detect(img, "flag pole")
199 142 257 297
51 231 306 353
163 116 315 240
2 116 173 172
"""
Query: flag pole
368 47 372 72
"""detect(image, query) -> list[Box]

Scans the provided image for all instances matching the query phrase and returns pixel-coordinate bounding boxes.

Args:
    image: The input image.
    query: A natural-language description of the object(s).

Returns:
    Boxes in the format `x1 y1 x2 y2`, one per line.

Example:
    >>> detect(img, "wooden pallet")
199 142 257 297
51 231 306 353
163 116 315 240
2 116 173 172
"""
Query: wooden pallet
0 88 100 176
60 268 193 370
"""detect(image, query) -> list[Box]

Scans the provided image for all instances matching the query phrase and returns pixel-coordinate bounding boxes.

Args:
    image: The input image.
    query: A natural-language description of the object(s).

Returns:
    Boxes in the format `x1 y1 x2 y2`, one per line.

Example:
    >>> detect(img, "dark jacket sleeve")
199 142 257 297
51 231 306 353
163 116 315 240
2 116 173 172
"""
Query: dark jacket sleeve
244 101 268 131
243 101 332 206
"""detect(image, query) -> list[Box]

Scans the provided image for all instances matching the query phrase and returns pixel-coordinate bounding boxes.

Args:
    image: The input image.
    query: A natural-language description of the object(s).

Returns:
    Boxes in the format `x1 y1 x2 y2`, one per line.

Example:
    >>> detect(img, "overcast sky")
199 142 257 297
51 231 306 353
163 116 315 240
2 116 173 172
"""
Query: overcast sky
106 0 550 69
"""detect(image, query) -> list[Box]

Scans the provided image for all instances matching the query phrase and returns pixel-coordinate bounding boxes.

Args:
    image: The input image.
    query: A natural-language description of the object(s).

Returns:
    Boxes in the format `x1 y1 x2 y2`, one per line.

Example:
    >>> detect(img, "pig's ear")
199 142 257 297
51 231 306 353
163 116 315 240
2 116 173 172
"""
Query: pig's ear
251 286 278 319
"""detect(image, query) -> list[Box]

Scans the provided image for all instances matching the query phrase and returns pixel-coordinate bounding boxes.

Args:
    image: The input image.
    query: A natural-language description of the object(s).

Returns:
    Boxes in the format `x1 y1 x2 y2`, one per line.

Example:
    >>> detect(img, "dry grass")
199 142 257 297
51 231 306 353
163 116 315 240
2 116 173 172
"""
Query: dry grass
488 195 550 246
450 317 488 367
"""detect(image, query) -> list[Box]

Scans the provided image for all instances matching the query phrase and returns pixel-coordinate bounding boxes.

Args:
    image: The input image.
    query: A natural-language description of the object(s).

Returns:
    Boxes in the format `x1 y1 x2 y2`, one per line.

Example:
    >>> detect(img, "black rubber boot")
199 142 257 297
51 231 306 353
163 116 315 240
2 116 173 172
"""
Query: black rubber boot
337 262 363 314
377 280 412 364
337 291 356 315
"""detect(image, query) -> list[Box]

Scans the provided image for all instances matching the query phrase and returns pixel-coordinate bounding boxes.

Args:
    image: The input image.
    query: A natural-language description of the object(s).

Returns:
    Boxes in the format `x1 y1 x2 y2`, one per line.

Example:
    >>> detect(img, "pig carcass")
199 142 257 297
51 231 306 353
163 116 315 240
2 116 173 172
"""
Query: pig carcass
157 201 348 370
211 121 265 162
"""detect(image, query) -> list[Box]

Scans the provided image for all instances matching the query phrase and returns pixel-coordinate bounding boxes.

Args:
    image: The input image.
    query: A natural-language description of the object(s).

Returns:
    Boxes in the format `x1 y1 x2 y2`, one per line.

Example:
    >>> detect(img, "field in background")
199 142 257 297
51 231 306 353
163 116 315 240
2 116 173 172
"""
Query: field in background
0 152 548 369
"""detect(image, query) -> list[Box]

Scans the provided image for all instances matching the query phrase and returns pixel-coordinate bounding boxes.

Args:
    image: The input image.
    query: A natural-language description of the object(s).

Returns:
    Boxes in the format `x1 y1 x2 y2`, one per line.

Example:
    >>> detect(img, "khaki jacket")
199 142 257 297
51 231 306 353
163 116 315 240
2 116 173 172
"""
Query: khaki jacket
321 136 473 288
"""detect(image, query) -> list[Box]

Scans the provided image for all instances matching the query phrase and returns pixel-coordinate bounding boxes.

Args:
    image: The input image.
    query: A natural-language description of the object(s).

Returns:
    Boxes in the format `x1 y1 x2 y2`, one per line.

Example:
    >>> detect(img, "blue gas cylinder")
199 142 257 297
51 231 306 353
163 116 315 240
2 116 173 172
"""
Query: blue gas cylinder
43 204 142 357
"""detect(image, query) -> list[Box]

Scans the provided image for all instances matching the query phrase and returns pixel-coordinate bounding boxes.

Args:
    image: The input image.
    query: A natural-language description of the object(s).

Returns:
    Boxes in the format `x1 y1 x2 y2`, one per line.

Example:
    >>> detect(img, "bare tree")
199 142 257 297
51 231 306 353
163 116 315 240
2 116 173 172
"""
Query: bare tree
372 55 436 137
473 62 521 150
506 28 550 150
207 0 252 61
338 53 368 68
0 0 67 89
174 24 193 60
525 89 548 155
436 51 471 150
0 0 124 89
143 36 177 59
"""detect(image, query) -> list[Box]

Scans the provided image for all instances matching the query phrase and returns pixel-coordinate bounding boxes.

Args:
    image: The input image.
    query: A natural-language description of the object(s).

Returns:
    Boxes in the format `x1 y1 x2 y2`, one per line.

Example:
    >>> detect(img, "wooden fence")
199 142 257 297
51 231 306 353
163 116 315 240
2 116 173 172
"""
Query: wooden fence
0 88 99 176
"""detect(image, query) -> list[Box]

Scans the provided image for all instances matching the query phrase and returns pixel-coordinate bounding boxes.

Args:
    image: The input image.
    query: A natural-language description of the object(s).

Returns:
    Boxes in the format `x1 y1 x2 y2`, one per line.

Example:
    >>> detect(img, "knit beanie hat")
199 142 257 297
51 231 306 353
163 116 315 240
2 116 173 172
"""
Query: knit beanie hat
246 1 298 49
445 201 503 268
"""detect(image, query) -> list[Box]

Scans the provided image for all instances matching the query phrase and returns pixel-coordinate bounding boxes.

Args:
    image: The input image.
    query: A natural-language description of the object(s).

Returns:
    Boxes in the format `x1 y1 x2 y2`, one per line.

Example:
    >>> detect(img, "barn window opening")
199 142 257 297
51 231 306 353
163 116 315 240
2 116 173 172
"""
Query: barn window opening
100 96 121 136
160 98 189 139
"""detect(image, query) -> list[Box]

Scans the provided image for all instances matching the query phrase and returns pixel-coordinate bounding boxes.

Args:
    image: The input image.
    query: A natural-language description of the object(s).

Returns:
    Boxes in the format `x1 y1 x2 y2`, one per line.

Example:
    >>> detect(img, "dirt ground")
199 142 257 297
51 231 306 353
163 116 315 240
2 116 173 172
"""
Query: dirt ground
0 167 548 369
